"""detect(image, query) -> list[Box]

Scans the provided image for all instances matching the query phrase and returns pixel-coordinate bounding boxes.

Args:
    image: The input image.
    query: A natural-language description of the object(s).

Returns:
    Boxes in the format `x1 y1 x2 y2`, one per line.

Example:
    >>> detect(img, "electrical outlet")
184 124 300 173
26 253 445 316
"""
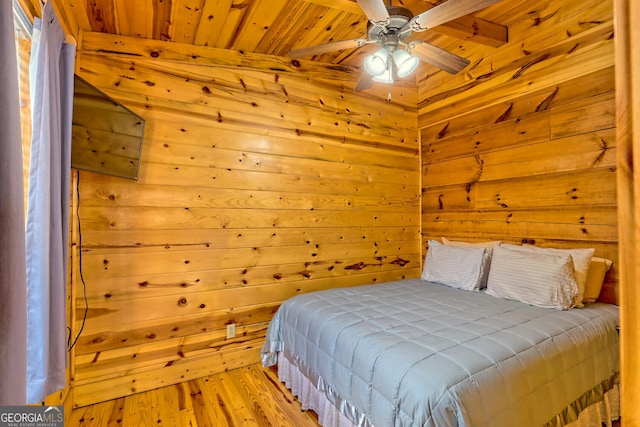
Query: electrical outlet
226 322 236 339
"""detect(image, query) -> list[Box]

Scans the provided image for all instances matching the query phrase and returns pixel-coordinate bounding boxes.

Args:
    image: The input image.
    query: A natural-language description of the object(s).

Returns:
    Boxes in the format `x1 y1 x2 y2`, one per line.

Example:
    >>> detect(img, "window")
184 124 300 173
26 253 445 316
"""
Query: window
13 0 33 214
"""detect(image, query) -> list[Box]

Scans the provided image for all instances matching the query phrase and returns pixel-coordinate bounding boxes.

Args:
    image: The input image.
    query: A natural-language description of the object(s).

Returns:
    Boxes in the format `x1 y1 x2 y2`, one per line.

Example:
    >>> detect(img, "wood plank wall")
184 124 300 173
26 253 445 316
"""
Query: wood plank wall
418 0 618 303
70 33 420 406
614 0 640 423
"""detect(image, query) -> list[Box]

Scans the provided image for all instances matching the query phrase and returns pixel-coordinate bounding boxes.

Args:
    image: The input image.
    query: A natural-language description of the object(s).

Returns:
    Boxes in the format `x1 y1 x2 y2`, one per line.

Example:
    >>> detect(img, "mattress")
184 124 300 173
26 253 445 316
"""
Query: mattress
261 279 619 427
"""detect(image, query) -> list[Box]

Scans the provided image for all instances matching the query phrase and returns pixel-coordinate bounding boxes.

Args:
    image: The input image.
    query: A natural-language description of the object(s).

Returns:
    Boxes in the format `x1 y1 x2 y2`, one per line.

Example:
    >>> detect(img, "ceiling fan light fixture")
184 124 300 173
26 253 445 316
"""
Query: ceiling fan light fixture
372 67 394 84
364 48 389 76
393 49 419 78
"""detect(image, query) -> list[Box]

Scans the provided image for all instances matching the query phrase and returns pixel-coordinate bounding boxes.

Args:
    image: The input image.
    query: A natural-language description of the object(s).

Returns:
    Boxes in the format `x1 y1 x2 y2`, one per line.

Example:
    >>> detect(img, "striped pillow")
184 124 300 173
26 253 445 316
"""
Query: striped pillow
486 245 579 310
442 237 501 289
421 241 487 291
501 243 594 306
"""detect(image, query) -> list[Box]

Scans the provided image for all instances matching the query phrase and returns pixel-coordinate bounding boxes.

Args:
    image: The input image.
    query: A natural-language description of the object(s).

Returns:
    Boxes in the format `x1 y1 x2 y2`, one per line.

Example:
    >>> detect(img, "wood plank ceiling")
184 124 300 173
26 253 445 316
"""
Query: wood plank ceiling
19 0 510 81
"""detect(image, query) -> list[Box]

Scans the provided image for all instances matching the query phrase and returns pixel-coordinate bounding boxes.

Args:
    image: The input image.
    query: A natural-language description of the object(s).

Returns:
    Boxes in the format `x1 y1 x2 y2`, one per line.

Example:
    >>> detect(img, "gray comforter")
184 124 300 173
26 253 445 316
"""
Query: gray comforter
261 279 619 427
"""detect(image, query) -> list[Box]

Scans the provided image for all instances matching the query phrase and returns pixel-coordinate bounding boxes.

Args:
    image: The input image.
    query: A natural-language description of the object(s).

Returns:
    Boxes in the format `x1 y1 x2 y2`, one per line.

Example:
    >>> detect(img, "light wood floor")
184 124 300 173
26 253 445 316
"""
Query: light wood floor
68 364 321 426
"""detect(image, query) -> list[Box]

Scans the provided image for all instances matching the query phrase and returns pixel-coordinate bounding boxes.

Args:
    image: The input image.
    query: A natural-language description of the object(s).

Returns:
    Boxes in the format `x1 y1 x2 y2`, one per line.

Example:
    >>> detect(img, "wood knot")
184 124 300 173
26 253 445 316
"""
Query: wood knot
390 258 410 267
345 262 366 270
89 336 106 345
177 297 188 307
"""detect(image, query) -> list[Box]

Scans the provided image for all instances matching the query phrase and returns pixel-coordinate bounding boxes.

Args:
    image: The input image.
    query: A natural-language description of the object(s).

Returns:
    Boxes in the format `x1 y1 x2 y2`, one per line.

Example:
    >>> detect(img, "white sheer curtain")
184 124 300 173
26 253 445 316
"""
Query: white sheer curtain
0 0 28 406
25 1 75 403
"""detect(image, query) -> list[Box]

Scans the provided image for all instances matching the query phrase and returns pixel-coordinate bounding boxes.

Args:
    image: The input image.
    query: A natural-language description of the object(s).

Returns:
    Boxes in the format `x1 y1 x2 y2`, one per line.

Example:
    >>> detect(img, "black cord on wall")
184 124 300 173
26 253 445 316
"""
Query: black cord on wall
67 172 88 352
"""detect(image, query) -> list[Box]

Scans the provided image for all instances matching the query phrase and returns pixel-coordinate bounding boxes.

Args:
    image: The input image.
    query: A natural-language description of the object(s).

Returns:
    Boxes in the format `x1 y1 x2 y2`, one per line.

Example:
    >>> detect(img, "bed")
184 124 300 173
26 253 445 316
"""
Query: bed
260 241 620 427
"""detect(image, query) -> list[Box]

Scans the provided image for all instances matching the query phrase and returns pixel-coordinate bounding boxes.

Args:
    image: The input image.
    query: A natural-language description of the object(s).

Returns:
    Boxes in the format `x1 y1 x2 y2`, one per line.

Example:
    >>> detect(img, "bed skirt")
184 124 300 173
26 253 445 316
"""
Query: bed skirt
277 353 620 427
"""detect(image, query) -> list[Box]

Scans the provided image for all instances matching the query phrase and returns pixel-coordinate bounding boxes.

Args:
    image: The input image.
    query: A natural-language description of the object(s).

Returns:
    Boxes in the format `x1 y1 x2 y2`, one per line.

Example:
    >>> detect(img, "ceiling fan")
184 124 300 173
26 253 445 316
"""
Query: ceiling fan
288 0 503 92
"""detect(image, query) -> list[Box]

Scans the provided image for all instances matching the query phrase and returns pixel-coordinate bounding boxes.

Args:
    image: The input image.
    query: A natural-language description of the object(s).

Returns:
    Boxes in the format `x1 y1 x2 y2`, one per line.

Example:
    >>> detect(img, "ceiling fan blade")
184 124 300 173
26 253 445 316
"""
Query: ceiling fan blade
410 0 502 32
354 71 373 92
356 0 390 26
288 39 370 59
410 41 470 74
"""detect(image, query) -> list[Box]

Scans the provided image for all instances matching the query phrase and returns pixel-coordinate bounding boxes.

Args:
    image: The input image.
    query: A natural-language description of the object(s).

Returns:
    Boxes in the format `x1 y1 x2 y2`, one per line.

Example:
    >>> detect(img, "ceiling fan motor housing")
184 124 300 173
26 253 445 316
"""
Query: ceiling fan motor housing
367 6 414 47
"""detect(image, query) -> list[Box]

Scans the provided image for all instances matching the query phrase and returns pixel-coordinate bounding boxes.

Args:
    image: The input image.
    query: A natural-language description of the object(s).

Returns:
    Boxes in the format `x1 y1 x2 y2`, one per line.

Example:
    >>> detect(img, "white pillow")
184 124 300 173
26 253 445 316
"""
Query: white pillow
442 237 502 289
422 240 487 291
501 244 594 306
486 245 579 310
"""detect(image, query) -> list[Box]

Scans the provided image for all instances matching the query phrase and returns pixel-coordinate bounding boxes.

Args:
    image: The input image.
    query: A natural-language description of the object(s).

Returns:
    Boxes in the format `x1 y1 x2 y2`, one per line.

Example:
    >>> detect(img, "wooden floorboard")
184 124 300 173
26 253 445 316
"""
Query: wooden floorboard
68 365 624 426
68 365 320 426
